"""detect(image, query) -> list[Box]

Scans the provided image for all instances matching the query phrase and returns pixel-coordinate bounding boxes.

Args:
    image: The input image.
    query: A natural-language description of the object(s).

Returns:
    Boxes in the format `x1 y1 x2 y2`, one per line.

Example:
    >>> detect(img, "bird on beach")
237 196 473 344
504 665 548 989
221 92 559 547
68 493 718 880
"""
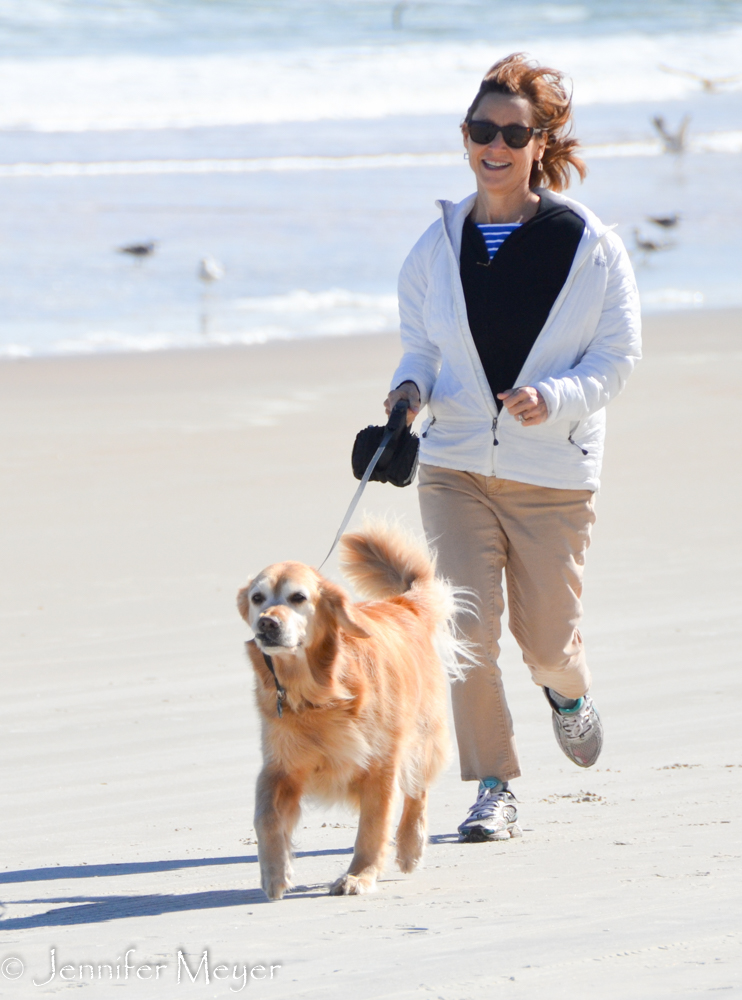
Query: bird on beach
647 213 681 229
632 228 675 262
198 256 225 283
117 241 157 259
658 64 742 94
651 114 691 154
392 1 408 29
198 257 225 338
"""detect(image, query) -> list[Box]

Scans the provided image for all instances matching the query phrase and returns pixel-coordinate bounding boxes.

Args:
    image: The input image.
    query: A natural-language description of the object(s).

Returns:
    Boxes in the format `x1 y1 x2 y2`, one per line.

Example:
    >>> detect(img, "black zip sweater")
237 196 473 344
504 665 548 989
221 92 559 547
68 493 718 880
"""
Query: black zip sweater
459 192 585 411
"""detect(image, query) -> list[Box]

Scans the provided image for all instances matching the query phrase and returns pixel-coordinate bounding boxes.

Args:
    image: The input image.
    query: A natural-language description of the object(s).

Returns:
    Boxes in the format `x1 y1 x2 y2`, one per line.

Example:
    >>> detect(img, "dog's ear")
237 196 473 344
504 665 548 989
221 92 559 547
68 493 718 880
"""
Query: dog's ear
319 581 370 639
236 581 253 623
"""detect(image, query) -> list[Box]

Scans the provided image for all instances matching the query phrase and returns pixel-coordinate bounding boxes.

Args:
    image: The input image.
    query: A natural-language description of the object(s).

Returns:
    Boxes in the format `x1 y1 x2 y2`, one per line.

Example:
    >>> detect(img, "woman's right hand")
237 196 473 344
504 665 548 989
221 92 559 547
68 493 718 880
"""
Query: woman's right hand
383 381 421 426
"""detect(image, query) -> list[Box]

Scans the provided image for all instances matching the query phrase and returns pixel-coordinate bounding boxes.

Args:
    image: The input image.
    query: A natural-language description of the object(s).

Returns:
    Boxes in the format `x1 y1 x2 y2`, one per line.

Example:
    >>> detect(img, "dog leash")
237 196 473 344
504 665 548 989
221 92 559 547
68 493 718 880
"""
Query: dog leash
262 653 287 717
264 400 409 718
317 399 409 571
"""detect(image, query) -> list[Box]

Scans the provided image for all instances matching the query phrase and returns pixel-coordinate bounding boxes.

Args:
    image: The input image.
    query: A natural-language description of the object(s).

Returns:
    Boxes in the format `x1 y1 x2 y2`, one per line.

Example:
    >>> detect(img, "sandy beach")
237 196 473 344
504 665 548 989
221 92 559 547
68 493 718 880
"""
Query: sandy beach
2 308 741 998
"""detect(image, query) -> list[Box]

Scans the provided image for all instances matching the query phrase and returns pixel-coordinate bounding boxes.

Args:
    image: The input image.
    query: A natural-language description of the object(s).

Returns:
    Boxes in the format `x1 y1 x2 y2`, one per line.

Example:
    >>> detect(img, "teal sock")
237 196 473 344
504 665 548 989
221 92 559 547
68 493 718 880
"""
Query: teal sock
548 688 583 713
480 777 508 791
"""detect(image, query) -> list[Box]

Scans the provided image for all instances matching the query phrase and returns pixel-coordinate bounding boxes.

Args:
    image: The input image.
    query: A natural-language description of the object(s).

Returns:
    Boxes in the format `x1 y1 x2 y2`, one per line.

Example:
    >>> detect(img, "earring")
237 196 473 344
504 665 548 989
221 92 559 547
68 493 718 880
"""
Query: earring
463 151 469 160
536 159 543 172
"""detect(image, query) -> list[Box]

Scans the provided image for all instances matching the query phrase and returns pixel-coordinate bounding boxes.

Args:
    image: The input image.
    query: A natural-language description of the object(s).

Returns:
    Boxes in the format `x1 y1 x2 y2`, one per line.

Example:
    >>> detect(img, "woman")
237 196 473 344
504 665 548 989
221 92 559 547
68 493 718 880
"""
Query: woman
384 54 641 841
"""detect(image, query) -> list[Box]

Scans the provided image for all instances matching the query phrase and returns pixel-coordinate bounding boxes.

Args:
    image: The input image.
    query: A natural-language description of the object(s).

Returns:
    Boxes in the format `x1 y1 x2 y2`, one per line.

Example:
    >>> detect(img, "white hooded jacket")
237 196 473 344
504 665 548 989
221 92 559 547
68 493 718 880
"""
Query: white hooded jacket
390 190 642 491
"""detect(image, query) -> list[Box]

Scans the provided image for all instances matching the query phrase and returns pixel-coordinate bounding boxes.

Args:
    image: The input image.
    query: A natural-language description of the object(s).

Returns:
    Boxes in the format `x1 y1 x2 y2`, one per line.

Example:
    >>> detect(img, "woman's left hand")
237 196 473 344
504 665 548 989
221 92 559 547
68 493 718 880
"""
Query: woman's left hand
497 386 548 426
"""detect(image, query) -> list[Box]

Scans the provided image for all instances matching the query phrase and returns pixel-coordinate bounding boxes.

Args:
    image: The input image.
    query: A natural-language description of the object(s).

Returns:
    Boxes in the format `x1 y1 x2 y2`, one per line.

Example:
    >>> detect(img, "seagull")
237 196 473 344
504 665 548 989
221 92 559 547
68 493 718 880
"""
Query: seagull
118 241 157 259
647 214 681 229
632 228 674 255
658 64 742 94
198 257 225 338
651 114 691 154
392 1 408 29
198 256 225 283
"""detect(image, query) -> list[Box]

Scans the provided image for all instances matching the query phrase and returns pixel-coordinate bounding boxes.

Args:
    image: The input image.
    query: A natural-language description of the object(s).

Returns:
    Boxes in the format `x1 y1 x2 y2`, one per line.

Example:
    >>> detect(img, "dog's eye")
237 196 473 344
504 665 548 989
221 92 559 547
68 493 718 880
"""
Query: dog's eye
289 592 307 605
251 593 265 605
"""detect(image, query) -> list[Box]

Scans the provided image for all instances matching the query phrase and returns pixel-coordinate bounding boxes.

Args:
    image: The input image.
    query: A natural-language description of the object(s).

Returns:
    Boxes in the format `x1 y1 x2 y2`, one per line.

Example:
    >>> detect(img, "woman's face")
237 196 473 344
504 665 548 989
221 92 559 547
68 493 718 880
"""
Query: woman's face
462 92 546 198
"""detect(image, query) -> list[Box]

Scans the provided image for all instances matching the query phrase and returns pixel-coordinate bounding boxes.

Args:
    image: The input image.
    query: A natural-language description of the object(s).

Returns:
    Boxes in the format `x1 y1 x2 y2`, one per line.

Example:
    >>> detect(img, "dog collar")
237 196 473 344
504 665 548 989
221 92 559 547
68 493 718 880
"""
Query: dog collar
262 653 287 718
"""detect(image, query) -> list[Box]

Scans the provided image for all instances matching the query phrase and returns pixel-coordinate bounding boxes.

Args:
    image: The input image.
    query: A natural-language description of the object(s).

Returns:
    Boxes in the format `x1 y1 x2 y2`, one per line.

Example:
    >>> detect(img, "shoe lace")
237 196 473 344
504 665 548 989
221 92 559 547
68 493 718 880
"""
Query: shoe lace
559 704 594 740
466 785 513 822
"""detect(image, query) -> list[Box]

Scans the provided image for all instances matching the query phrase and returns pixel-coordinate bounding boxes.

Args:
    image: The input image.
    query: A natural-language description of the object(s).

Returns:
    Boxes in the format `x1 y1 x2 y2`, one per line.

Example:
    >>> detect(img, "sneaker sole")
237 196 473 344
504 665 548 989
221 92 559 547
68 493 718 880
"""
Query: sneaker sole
458 823 522 843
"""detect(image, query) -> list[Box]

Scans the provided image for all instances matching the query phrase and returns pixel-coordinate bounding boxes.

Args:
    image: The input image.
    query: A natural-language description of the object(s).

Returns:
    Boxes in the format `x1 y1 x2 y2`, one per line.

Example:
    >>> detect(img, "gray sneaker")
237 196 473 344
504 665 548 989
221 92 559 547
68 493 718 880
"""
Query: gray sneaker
457 778 522 842
545 689 603 768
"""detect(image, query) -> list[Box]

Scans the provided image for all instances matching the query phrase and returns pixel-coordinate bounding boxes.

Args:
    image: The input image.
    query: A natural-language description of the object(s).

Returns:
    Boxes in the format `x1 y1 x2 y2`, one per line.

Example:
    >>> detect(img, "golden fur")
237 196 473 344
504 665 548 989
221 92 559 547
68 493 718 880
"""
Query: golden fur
236 521 463 899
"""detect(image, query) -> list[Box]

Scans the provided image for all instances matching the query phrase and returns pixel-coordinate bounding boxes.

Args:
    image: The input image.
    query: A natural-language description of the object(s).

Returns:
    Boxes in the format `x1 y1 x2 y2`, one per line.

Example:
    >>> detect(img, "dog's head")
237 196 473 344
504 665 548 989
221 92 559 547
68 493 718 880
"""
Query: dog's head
237 562 369 658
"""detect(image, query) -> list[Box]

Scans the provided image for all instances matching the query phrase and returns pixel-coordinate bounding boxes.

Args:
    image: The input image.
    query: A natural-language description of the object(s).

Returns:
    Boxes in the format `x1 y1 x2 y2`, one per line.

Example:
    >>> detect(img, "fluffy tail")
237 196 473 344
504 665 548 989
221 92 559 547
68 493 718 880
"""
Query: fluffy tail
339 518 434 600
338 519 477 680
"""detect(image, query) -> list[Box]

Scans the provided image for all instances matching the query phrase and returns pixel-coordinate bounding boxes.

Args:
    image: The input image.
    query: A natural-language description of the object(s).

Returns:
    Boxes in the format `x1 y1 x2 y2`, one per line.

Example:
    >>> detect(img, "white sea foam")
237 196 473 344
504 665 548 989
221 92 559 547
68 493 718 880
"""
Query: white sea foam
231 289 400 340
0 290 401 359
1 30 741 132
2 130 740 178
0 152 464 178
641 288 705 310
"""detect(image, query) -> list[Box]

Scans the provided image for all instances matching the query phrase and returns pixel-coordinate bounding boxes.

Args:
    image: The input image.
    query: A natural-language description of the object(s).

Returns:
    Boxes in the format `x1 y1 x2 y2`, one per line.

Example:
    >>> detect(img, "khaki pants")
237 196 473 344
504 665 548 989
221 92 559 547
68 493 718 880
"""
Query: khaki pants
418 464 596 782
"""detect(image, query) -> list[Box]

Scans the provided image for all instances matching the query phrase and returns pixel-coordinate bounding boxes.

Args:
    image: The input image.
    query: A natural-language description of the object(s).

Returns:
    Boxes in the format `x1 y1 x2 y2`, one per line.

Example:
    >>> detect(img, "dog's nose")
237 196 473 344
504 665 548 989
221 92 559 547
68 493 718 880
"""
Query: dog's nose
257 614 281 637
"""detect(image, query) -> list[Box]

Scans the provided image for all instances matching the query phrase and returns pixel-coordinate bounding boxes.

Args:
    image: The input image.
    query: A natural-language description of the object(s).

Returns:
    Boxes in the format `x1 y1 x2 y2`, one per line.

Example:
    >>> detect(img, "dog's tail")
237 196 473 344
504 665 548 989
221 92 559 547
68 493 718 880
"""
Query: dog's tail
338 518 476 681
339 518 434 600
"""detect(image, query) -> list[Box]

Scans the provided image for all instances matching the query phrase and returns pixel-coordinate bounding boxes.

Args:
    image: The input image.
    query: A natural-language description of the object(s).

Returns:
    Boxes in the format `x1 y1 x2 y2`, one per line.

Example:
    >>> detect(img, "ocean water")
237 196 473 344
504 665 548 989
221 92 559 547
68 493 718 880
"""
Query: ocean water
1 0 741 357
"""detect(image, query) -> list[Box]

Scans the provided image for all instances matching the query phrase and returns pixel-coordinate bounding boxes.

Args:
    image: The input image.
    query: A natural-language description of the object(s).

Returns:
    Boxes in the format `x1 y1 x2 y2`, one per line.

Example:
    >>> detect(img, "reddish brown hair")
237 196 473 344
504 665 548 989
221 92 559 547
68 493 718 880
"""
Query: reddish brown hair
464 53 586 192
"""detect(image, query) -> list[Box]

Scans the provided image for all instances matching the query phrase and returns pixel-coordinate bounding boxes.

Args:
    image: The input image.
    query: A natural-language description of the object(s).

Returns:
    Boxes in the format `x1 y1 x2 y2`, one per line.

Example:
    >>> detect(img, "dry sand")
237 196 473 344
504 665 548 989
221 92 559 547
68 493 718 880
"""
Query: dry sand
1 310 741 998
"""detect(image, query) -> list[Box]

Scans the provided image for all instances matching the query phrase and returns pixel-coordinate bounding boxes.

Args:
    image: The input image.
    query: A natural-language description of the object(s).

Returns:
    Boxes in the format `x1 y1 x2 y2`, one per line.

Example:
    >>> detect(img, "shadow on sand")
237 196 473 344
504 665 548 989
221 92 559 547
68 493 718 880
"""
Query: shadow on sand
0 847 356 928
0 847 355 886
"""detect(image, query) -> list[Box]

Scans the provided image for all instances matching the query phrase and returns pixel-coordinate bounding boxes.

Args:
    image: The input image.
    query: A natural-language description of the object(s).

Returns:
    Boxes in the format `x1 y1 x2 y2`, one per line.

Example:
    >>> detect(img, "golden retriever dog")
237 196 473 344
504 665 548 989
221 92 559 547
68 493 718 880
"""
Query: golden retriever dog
236 521 466 900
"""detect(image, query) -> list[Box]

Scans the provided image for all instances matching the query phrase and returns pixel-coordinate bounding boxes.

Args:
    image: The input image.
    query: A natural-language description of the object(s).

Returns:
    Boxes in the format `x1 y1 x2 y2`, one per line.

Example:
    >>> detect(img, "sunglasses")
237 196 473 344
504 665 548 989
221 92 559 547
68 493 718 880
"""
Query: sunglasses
466 119 542 149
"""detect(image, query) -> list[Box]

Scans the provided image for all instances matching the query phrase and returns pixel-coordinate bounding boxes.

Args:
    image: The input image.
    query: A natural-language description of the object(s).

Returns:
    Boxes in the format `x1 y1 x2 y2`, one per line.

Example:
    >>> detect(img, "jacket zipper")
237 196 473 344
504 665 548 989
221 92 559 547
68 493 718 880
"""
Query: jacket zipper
438 198 500 474
514 229 615 387
568 433 588 456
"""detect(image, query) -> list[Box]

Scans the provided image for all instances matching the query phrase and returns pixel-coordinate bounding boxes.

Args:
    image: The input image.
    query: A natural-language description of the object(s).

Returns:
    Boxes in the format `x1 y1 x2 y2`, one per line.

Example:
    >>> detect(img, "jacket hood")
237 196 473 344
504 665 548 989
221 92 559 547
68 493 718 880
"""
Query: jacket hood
436 189 612 259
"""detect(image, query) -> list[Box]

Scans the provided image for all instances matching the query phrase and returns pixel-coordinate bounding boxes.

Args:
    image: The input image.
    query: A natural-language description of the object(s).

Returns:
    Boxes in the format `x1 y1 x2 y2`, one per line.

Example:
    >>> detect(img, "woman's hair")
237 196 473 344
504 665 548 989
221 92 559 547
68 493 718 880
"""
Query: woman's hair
463 53 586 192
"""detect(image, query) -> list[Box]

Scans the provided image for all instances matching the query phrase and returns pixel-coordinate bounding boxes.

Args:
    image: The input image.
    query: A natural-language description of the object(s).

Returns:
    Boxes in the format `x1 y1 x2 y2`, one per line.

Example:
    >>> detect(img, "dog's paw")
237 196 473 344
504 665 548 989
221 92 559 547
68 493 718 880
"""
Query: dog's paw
328 873 376 896
261 875 294 901
395 826 426 873
395 852 422 874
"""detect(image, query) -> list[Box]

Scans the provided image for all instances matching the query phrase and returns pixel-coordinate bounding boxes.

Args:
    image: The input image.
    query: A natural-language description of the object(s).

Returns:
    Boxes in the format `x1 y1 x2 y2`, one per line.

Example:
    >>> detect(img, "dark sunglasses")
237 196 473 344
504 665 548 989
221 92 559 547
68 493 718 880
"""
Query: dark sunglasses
466 119 542 149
